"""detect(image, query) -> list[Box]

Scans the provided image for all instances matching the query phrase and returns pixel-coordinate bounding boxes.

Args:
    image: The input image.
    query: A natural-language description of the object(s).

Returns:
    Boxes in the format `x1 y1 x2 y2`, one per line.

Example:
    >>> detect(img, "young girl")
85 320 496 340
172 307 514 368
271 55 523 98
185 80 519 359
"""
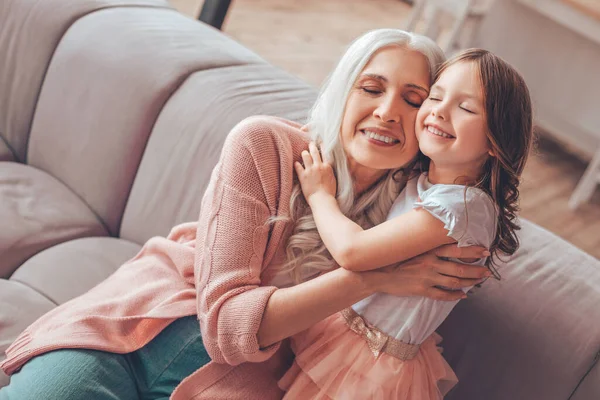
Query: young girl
279 49 534 399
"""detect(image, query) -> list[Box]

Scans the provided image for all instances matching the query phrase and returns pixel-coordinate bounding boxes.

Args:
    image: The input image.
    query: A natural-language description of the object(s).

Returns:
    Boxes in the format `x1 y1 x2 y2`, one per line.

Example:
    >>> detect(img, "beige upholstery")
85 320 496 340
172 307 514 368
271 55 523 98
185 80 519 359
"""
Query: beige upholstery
0 138 14 162
0 1 598 398
11 237 141 305
27 7 265 236
0 280 56 387
0 162 108 278
438 219 600 399
571 361 599 400
120 64 316 243
0 0 172 163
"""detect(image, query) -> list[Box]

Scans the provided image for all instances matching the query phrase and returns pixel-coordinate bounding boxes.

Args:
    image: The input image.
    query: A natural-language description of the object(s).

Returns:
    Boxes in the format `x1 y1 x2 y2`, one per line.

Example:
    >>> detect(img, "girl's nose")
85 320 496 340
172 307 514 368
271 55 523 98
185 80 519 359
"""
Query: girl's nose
431 102 447 120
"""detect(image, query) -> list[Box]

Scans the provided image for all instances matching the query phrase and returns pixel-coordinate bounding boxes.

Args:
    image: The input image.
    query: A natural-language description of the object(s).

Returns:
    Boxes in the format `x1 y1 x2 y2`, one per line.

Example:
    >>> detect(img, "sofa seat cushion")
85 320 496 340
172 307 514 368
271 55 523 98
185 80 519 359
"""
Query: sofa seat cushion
0 162 108 278
439 219 600 400
0 279 57 387
11 237 141 306
0 237 141 388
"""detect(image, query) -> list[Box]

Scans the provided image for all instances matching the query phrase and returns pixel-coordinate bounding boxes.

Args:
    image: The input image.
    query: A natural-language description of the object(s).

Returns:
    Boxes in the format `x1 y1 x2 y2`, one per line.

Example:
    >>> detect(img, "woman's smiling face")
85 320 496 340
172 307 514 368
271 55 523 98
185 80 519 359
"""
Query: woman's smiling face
340 46 431 182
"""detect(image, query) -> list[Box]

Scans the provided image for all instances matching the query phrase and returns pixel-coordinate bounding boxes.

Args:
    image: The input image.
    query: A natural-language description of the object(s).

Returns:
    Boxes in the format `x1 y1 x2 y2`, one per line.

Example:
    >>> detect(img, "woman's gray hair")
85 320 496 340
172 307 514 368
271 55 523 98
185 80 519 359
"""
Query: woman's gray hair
280 29 445 282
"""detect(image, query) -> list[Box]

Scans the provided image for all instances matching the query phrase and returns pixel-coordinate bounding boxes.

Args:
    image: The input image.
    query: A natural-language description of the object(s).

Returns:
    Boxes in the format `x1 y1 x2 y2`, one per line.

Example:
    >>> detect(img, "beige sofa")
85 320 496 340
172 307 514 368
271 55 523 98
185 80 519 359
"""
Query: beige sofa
0 1 599 399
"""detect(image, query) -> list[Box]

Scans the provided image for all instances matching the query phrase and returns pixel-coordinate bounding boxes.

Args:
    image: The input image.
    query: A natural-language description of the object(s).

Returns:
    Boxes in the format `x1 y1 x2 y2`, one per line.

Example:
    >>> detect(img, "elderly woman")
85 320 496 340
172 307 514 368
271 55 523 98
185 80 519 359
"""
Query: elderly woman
0 29 490 400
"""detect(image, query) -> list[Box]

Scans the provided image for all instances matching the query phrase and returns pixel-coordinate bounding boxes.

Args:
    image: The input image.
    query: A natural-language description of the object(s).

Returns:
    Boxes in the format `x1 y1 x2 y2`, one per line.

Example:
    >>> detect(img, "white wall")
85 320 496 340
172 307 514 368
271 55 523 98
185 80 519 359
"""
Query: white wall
474 0 600 156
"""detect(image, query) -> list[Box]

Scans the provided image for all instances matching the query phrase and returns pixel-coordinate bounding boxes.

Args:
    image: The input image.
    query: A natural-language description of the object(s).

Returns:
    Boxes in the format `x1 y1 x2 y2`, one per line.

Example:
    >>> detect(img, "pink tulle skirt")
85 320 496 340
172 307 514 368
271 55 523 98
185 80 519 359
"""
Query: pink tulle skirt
278 312 458 400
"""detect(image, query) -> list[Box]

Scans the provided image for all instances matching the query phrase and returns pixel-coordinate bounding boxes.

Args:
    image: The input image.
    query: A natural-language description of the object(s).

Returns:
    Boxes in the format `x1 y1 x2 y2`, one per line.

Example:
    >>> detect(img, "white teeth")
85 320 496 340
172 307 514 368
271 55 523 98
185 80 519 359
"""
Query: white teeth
427 126 454 138
363 130 399 144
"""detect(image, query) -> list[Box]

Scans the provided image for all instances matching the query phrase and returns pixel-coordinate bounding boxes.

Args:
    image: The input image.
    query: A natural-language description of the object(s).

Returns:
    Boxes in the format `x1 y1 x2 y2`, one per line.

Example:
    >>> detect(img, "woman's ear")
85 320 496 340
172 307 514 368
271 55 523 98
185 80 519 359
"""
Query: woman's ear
488 149 495 157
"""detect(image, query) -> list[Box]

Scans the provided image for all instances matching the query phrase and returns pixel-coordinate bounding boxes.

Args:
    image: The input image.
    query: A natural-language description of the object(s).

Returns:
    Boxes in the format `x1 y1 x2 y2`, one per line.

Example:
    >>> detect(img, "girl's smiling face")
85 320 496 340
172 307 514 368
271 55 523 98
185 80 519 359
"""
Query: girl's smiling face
416 61 492 183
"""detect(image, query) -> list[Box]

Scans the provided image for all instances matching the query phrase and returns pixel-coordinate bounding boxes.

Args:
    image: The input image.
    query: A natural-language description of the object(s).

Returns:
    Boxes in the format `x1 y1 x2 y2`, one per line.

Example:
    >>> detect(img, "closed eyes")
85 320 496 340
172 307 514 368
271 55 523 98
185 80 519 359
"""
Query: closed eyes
362 87 381 95
428 96 476 113
361 87 423 108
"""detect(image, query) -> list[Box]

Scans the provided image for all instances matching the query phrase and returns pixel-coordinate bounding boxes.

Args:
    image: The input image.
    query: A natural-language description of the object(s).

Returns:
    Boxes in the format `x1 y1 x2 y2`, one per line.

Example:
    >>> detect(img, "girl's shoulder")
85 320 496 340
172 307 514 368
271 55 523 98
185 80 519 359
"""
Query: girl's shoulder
414 174 498 247
417 174 496 212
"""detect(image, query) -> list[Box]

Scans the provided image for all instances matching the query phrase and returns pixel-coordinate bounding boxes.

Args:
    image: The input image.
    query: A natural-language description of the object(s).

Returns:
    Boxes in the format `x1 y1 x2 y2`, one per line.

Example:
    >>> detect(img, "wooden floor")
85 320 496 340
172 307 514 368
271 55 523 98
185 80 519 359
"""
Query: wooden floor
172 0 600 258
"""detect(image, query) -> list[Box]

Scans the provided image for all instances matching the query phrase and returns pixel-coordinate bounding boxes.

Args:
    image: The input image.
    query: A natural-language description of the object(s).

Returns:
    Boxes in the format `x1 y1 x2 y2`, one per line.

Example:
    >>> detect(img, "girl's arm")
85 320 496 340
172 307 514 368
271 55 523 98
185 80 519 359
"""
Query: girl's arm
199 123 490 358
312 193 454 271
296 142 455 272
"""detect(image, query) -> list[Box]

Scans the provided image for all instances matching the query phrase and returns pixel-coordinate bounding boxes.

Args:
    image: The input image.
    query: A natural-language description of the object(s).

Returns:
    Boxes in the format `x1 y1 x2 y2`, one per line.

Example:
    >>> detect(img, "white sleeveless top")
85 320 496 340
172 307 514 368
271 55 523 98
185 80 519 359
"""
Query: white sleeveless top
352 173 498 344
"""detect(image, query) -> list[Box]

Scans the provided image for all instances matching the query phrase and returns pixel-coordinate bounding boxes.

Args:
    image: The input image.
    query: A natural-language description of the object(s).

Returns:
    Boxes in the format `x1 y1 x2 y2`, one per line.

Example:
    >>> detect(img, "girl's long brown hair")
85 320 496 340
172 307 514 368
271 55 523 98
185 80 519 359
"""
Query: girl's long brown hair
401 49 534 278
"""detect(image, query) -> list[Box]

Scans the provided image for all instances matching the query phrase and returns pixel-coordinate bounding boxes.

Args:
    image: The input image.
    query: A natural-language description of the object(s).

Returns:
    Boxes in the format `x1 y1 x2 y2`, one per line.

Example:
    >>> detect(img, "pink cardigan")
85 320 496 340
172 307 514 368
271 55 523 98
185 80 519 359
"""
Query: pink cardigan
1 116 311 399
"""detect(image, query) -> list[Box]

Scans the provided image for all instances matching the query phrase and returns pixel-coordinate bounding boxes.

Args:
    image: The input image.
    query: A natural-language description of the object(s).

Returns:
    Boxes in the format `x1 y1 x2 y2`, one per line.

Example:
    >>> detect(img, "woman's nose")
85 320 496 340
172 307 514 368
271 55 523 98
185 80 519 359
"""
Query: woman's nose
373 97 401 123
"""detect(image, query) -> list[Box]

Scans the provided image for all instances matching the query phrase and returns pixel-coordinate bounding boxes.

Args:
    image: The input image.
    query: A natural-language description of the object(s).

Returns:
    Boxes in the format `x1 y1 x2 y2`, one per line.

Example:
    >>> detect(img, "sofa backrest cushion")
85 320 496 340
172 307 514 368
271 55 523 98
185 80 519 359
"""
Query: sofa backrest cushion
0 0 172 162
26 7 264 236
119 64 317 244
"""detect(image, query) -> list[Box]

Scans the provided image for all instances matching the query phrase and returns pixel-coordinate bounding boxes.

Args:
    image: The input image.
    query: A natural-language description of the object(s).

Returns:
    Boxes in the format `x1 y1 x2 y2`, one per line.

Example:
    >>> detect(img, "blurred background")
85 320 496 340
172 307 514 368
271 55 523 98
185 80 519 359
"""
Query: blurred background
171 0 600 258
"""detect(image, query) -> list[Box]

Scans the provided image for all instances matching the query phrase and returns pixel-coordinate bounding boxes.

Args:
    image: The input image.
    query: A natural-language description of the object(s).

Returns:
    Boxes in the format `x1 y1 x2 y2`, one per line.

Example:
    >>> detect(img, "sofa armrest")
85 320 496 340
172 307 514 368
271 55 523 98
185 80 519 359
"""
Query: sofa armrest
439 219 600 400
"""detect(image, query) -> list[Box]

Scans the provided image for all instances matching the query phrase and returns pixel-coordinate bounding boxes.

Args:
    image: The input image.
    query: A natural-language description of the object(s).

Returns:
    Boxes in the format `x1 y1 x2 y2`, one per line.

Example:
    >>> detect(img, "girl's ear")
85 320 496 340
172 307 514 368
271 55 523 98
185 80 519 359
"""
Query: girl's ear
488 148 495 157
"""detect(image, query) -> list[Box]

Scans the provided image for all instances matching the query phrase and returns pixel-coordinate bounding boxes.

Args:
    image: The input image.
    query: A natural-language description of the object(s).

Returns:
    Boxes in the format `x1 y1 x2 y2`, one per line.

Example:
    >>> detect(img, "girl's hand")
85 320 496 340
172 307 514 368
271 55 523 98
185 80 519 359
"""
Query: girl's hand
294 142 337 204
367 244 492 301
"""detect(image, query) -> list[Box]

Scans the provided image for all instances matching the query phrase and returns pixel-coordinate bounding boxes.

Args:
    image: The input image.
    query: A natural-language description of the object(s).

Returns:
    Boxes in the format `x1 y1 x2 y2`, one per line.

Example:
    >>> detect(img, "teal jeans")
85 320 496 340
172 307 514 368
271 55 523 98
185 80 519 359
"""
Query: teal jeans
0 316 210 400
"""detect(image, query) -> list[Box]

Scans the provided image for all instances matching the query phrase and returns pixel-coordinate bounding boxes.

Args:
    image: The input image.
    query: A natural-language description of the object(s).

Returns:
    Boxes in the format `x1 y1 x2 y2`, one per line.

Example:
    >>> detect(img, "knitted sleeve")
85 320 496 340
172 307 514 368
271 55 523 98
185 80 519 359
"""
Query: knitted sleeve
195 116 303 365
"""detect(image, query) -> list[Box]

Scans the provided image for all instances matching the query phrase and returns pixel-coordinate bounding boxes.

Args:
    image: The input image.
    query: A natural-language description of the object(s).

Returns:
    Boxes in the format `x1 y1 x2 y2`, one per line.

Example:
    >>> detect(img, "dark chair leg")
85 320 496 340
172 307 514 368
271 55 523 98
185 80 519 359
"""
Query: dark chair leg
198 0 233 30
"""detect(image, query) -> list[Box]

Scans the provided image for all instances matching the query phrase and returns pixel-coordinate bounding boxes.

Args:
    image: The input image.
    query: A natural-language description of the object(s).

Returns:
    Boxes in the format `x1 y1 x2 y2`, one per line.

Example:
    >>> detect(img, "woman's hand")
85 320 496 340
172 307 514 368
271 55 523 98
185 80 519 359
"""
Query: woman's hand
368 244 492 301
294 142 337 205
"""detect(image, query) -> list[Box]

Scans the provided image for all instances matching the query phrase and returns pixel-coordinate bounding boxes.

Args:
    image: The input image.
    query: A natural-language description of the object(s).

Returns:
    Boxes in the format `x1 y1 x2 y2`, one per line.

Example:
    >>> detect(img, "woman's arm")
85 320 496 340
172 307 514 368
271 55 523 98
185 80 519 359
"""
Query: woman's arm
196 120 382 363
258 267 375 347
258 243 492 348
195 118 303 365
197 122 490 362
296 143 455 271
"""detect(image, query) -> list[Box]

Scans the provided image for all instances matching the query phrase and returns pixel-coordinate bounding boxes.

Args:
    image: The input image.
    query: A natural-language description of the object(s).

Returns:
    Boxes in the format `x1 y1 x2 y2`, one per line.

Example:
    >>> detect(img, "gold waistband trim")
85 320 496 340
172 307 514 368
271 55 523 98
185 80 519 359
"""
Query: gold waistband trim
341 308 420 361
